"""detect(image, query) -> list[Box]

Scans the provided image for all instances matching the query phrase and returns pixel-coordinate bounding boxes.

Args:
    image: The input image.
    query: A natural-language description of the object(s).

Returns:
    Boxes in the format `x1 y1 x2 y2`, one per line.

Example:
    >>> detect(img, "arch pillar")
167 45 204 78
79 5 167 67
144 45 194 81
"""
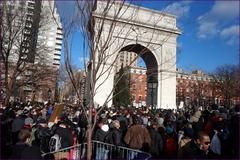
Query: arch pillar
157 45 177 109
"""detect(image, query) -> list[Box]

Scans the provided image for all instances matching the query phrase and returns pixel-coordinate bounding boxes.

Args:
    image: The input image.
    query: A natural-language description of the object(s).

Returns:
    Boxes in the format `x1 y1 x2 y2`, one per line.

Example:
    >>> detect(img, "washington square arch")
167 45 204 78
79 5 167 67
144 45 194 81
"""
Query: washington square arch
88 1 181 109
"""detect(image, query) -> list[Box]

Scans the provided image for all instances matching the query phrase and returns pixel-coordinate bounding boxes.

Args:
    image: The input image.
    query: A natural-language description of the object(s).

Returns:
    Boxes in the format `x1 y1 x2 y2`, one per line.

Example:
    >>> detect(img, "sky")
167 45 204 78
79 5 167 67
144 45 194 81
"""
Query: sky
56 0 240 74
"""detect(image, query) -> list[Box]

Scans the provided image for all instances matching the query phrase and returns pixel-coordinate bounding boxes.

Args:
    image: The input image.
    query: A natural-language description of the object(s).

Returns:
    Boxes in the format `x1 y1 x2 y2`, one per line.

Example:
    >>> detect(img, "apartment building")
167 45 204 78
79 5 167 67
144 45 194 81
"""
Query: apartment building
1 0 63 102
115 51 138 73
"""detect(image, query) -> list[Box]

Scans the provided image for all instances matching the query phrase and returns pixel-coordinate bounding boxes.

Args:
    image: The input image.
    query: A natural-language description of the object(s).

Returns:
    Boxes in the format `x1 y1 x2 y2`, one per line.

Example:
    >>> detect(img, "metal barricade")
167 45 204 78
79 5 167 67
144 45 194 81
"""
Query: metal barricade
42 140 152 160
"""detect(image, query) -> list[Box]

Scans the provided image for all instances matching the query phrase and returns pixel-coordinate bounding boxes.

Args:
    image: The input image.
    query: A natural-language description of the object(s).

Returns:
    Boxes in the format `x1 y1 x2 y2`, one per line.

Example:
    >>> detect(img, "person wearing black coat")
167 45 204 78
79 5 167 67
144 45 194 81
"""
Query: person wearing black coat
111 120 124 146
229 104 240 159
148 123 163 158
94 124 109 142
53 120 74 149
93 123 110 160
32 118 52 153
178 131 216 159
10 129 41 160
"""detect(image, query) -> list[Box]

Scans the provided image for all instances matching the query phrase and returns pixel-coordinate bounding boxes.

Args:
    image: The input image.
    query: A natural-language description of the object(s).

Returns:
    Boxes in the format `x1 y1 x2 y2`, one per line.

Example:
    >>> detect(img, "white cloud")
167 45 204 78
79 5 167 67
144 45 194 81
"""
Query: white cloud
164 1 192 19
197 1 240 39
220 25 240 37
198 22 219 39
210 1 239 20
220 25 240 45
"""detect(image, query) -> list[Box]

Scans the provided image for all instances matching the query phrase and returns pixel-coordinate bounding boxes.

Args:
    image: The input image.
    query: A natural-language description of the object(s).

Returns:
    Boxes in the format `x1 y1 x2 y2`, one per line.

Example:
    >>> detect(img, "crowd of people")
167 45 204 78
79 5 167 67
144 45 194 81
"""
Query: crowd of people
0 101 239 159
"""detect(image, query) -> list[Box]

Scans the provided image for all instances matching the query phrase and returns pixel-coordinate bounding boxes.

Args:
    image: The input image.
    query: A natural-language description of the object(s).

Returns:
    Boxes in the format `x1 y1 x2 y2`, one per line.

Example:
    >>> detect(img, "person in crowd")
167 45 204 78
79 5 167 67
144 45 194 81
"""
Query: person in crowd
111 120 124 146
229 104 240 159
190 109 204 138
148 120 163 158
178 125 194 149
2 101 240 160
11 110 25 145
53 115 74 149
178 131 213 159
78 112 88 143
32 118 52 153
9 128 41 159
124 115 151 151
48 115 74 159
116 110 129 137
23 117 34 130
164 125 177 158
94 120 110 160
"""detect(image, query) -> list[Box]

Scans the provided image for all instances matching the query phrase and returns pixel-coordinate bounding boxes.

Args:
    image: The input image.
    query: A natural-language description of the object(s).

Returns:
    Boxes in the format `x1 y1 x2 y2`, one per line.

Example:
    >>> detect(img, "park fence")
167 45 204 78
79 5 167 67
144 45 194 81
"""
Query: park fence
42 140 152 160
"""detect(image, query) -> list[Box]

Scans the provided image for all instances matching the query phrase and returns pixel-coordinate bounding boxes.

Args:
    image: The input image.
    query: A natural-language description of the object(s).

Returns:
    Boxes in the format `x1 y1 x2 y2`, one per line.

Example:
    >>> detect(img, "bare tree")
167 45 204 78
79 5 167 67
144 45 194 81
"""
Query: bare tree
211 65 239 107
56 0 180 159
58 64 86 103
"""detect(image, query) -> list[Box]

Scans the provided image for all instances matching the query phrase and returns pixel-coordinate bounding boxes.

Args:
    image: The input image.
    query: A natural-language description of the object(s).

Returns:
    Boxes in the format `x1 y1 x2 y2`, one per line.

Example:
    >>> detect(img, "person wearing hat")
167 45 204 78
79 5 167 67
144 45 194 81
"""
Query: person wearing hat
164 125 177 158
23 117 34 131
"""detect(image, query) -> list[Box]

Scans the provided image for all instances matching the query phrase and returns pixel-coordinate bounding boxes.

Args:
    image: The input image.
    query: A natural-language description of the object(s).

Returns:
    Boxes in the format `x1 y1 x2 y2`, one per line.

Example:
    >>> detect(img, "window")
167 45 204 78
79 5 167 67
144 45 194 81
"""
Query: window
55 48 61 51
56 37 63 41
56 42 62 46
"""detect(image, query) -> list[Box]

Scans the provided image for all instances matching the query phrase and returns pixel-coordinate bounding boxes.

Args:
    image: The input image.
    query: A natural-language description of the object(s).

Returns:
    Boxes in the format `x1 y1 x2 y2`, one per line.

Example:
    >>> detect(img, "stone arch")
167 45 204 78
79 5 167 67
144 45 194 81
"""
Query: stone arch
90 1 181 109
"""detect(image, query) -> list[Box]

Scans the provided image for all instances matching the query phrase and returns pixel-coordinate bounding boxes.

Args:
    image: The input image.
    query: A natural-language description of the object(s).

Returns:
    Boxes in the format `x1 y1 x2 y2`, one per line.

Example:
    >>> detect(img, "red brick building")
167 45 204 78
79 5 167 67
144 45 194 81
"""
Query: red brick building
127 67 239 108
176 69 240 107
128 67 147 107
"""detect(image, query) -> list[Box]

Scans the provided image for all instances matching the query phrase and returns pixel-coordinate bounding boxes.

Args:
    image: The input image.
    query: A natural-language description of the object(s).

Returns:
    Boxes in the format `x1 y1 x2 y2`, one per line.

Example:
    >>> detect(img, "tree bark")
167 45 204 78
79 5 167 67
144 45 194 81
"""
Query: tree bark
87 124 92 160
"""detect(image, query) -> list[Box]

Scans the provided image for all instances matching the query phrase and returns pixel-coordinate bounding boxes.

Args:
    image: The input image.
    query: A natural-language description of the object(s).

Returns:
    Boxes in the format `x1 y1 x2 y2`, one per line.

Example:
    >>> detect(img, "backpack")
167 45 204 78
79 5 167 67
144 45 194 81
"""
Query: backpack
49 134 62 152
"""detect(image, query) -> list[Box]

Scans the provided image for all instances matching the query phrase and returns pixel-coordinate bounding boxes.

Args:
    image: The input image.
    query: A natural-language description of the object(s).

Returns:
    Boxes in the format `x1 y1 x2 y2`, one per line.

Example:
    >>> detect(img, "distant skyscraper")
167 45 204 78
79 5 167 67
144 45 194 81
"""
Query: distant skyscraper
115 51 138 72
37 1 63 68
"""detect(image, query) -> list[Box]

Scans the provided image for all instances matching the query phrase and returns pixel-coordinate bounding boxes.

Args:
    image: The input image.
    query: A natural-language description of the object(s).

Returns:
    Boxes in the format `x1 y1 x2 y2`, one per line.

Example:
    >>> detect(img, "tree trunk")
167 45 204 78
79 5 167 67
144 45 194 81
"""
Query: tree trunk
4 82 13 106
87 125 92 160
31 90 36 102
4 91 11 106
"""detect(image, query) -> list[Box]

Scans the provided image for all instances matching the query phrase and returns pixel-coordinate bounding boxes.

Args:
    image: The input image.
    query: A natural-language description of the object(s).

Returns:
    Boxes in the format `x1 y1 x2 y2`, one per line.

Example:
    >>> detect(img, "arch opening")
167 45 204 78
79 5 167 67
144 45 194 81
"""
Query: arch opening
117 44 158 108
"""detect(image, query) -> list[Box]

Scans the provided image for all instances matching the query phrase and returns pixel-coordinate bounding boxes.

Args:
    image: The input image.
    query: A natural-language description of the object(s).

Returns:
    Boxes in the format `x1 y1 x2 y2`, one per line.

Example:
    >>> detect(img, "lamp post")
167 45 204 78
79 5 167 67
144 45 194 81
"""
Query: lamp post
148 76 157 110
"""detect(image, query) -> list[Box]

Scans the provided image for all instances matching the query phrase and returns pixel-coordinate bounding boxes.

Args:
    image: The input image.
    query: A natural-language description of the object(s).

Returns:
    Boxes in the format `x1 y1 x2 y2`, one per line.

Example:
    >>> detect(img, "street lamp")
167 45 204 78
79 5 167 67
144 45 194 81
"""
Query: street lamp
147 76 157 110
